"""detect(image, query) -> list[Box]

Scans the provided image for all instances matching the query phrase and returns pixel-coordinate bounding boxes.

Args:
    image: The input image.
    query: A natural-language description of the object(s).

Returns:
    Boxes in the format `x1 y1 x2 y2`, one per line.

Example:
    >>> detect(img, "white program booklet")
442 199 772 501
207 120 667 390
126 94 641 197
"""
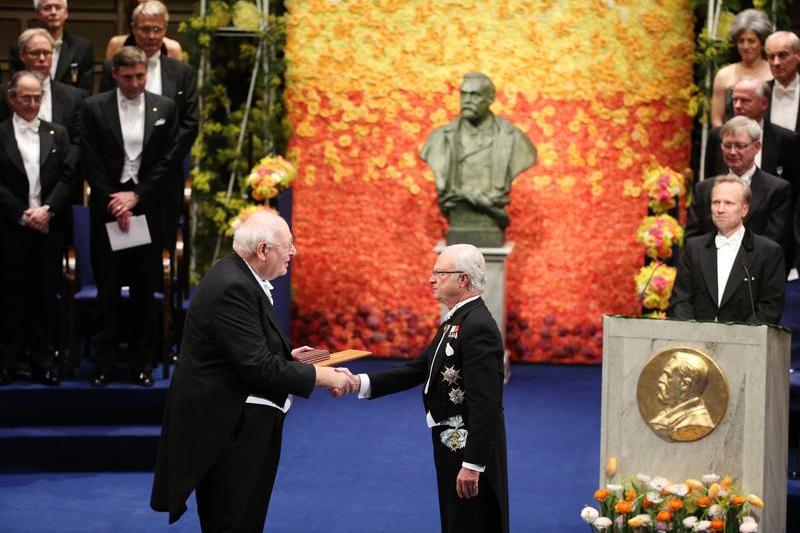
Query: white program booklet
105 215 152 251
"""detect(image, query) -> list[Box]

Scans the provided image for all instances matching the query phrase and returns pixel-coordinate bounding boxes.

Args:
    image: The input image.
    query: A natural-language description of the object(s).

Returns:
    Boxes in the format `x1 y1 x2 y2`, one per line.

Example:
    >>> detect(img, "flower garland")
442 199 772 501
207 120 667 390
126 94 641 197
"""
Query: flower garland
642 166 687 214
582 460 764 532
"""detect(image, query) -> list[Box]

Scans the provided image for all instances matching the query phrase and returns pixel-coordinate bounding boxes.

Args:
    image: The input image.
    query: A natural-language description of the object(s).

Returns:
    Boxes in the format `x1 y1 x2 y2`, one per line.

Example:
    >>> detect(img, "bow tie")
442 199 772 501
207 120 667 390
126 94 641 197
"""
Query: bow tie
715 234 741 249
774 85 796 99
120 95 143 109
15 117 40 135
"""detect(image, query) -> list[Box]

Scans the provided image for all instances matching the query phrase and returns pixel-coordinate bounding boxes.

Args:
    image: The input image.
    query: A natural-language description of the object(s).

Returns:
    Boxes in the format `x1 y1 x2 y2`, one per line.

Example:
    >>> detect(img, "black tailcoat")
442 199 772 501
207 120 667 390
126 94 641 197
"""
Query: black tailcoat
100 56 199 249
150 253 316 524
668 229 785 324
368 297 509 533
10 31 94 92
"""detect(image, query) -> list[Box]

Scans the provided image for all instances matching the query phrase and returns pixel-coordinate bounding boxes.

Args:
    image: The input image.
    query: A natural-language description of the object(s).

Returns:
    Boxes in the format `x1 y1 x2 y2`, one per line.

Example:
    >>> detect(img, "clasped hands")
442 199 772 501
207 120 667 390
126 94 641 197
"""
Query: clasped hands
22 206 51 234
292 346 360 397
107 191 139 232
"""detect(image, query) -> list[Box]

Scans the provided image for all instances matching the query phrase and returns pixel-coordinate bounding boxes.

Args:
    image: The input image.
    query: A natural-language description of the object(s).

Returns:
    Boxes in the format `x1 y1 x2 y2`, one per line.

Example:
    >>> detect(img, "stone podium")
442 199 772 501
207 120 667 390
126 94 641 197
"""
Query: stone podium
600 317 790 532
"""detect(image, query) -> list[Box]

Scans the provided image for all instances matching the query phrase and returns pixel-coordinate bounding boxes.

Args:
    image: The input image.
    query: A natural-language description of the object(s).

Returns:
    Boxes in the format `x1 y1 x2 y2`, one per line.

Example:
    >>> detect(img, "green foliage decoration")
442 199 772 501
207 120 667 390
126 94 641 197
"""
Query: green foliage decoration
180 0 290 278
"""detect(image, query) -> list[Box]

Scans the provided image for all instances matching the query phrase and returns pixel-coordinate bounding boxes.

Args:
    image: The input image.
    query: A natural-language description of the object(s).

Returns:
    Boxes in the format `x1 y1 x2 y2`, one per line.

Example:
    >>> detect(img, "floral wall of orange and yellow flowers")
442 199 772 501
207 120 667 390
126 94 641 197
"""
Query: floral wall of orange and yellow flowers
283 0 694 363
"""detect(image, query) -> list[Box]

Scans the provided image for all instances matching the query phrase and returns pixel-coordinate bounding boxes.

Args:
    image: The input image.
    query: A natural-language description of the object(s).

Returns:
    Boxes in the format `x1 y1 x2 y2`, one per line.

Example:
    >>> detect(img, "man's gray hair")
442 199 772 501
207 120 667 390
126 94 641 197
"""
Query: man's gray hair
34 0 67 9
8 70 45 94
133 1 170 25
730 9 772 46
766 30 800 53
232 213 278 257
18 28 54 53
449 244 487 293
732 76 771 100
720 115 761 142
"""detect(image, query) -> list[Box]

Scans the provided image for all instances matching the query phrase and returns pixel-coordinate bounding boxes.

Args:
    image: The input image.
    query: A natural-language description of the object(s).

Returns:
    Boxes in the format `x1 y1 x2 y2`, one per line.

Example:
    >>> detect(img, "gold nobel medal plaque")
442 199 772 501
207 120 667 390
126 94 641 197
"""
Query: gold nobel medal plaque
636 347 728 442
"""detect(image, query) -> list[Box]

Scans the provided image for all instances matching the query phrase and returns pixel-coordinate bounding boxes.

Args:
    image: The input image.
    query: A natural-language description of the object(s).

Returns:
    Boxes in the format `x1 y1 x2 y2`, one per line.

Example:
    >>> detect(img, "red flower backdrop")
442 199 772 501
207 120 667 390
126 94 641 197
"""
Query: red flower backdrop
284 0 694 363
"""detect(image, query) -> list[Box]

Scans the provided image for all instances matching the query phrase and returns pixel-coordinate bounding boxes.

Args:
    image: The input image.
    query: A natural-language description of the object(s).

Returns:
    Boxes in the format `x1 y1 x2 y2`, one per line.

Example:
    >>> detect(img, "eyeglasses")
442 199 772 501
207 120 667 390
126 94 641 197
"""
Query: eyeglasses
16 94 43 104
720 141 755 152
134 25 165 36
24 49 53 58
265 239 295 252
431 270 464 277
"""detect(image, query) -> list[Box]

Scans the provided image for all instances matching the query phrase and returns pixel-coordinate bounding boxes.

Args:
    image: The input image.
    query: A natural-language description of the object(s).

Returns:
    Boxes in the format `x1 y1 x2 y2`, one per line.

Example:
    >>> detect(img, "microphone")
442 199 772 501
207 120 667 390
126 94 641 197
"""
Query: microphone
740 260 758 323
634 260 663 316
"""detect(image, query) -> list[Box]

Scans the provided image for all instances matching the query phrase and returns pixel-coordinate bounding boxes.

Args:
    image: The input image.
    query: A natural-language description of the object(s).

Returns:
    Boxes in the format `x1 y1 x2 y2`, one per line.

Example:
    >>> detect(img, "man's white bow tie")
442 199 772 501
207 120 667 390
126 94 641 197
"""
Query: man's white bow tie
120 95 143 108
774 85 796 99
715 234 741 249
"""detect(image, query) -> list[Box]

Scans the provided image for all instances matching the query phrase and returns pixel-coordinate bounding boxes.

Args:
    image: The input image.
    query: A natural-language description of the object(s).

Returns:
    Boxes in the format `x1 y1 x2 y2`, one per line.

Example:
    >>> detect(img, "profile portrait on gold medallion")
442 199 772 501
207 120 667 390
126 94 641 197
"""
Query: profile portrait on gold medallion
636 348 729 442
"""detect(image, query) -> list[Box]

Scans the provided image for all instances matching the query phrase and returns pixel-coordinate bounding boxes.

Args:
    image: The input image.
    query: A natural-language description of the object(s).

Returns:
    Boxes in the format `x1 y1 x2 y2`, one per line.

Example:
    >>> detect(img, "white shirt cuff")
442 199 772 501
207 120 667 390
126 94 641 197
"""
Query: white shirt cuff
462 462 485 473
357 373 372 399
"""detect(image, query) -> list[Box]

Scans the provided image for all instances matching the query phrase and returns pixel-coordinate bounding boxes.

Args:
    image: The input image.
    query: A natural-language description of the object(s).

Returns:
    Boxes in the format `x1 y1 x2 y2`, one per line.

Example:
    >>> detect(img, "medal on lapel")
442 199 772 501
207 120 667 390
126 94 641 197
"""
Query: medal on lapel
448 325 460 338
441 366 461 385
70 63 79 84
448 387 465 405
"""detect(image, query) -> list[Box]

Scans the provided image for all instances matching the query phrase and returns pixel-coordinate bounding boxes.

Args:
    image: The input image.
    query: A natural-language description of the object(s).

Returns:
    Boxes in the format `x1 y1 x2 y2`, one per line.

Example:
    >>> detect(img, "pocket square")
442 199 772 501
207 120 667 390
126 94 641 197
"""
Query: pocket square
154 118 166 126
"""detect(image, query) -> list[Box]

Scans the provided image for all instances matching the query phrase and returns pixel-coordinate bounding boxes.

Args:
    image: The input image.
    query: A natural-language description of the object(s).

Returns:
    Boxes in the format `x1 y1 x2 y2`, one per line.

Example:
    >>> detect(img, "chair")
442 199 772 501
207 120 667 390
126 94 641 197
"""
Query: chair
64 205 173 378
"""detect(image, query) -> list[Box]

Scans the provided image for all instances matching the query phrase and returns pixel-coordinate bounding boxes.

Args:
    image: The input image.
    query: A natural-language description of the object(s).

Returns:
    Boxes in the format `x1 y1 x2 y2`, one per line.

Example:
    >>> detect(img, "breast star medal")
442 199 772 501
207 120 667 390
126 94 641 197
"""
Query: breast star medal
441 366 461 385
448 387 465 405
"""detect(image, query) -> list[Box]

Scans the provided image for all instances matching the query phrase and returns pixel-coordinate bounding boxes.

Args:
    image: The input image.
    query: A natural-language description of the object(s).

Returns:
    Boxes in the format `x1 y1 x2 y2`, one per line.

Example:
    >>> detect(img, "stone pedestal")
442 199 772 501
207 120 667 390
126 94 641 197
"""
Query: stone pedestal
600 317 790 532
435 241 513 342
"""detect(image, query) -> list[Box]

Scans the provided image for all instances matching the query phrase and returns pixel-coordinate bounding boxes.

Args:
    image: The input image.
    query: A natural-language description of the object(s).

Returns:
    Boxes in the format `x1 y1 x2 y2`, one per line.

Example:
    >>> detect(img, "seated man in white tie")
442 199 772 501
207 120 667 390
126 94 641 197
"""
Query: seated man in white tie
0 71 75 385
668 176 785 324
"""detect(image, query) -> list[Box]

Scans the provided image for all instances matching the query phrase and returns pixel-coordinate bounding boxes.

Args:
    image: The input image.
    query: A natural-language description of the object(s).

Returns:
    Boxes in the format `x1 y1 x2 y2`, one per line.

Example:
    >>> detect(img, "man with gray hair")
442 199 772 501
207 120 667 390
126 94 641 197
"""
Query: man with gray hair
9 0 94 92
152 209 356 532
765 31 800 132
686 116 792 262
342 244 509 533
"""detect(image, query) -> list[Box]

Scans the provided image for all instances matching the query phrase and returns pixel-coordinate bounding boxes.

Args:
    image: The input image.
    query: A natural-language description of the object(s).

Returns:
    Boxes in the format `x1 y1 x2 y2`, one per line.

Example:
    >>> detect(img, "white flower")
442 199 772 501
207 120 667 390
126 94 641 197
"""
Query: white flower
615 515 624 527
683 516 698 527
655 521 669 531
636 473 651 483
648 476 669 491
695 520 712 531
718 487 728 498
631 514 651 525
593 516 613 529
708 504 724 518
702 474 720 484
739 516 758 532
667 483 689 496
606 483 623 493
646 491 663 504
580 506 599 524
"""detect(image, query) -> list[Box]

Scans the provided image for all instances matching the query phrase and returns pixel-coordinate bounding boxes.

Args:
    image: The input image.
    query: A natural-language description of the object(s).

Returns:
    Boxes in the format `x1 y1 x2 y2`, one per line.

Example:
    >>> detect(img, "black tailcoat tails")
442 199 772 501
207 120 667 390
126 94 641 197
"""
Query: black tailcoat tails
667 229 785 324
151 253 316 530
368 297 509 533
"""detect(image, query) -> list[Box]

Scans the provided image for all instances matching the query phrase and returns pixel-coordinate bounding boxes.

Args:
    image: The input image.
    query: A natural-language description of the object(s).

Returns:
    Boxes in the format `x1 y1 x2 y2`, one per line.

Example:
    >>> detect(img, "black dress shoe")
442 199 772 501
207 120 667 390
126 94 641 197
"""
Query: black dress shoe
135 372 154 388
0 369 13 386
91 373 110 387
38 370 60 387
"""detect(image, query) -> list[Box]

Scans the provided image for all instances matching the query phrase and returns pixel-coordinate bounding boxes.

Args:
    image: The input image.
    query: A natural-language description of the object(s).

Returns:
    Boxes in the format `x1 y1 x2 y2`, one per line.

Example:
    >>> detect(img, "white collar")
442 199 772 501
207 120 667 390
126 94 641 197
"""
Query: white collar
443 295 481 323
776 73 800 91
12 113 40 132
731 165 757 184
243 258 274 293
716 224 745 245
148 50 161 65
117 88 144 107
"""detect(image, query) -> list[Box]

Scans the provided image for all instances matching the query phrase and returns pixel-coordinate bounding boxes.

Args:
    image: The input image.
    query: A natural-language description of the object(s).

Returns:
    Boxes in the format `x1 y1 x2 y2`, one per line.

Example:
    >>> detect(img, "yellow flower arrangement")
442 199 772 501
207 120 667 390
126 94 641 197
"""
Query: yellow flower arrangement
244 155 297 202
634 263 677 311
642 166 686 214
636 215 684 260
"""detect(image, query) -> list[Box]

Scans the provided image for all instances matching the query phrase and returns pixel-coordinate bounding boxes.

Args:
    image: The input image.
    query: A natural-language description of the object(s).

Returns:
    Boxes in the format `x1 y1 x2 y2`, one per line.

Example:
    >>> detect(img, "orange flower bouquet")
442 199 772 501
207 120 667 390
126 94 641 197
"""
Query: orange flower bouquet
634 262 677 312
642 166 686 214
581 463 763 532
636 215 684 260
244 155 297 202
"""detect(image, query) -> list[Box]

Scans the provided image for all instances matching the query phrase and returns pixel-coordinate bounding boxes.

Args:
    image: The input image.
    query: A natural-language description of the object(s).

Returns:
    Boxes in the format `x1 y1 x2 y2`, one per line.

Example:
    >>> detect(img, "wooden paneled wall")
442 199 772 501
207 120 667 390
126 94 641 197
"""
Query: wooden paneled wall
0 0 195 85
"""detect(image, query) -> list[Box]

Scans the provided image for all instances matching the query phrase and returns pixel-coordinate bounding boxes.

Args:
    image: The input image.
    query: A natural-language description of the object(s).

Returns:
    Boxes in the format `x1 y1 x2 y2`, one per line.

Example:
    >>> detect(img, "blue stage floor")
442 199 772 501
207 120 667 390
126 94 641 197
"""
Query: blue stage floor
0 362 797 532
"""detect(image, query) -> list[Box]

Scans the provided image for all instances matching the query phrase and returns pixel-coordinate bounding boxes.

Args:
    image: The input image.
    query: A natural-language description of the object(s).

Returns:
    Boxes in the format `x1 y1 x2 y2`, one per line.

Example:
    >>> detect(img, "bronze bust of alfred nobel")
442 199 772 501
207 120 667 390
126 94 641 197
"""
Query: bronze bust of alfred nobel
421 73 537 247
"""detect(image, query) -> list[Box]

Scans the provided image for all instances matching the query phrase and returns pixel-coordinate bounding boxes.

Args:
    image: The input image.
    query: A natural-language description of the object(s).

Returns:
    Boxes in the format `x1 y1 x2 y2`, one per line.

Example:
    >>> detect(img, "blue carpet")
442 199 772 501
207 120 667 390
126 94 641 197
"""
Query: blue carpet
0 361 796 532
